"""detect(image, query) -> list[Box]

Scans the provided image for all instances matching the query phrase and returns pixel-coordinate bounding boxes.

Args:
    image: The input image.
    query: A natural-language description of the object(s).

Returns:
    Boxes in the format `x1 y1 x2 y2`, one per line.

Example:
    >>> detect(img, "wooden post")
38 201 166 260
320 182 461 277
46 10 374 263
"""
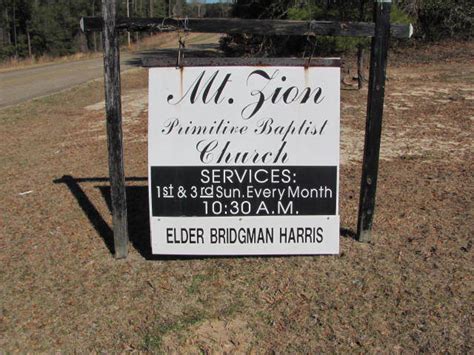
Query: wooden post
357 0 391 242
80 17 412 38
102 0 129 258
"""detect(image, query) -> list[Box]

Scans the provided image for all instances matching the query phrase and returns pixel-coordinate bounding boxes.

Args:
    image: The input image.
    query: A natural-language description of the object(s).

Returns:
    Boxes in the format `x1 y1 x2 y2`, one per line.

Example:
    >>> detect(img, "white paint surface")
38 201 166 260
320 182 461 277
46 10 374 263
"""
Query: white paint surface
148 66 340 255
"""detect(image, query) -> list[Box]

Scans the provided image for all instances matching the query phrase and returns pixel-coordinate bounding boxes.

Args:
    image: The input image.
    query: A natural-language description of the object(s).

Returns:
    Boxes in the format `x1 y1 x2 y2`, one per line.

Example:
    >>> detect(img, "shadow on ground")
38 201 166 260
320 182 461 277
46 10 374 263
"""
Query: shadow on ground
53 175 357 260
53 175 155 258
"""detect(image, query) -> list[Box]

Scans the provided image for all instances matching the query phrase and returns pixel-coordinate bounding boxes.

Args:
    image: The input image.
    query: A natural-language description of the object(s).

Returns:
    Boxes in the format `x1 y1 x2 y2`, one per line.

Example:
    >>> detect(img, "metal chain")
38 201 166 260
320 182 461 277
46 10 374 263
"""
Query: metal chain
303 35 317 67
176 17 189 68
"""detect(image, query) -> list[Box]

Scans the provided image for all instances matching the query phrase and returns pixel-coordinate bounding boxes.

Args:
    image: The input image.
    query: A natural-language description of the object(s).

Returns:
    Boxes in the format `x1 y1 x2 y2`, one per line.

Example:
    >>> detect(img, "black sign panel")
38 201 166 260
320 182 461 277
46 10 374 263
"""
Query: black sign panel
150 166 337 217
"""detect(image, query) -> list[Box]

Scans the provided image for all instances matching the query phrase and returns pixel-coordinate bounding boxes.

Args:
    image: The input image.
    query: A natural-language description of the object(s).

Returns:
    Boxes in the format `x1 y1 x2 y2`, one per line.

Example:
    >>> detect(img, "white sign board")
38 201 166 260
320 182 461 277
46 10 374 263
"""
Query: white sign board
148 65 340 255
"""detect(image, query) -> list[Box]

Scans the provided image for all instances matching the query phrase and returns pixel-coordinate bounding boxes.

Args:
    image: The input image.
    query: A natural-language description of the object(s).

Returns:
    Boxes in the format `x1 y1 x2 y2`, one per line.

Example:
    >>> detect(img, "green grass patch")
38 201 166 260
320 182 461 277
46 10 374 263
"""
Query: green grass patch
141 309 207 352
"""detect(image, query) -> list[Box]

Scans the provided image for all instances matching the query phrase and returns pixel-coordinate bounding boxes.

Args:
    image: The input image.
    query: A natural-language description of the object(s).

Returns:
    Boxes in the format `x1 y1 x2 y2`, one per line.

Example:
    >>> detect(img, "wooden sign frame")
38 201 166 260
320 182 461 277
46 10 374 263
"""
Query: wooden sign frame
81 0 412 259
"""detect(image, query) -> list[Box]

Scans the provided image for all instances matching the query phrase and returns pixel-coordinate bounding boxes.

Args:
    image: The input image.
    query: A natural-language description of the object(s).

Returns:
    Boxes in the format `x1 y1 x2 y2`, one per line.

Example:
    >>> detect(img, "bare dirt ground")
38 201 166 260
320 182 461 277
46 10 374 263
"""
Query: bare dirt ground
0 40 472 352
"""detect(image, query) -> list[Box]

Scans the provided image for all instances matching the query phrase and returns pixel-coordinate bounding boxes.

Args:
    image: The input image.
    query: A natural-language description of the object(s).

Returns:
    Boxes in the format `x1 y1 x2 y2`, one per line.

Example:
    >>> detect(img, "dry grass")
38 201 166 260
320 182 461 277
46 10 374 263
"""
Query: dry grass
0 41 472 352
0 51 102 73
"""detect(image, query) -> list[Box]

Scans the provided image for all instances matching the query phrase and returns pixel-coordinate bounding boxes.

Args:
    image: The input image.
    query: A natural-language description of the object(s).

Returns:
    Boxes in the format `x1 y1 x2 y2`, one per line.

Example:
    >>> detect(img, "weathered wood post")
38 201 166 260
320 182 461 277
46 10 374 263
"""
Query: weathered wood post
357 0 392 242
102 0 129 258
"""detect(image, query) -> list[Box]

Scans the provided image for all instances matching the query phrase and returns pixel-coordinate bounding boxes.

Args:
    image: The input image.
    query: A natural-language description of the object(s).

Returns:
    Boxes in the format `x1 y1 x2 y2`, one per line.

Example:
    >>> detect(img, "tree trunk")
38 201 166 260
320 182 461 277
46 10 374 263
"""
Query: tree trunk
92 0 97 51
4 7 10 45
149 0 153 37
173 0 183 17
127 0 131 47
12 0 18 57
93 33 98 51
357 0 366 89
79 32 88 53
357 46 364 89
27 28 32 57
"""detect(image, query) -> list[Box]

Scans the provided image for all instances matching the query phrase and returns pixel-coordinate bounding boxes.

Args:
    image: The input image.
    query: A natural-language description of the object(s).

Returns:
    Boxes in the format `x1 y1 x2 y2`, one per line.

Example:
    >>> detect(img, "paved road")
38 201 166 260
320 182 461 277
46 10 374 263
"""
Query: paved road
0 35 220 108
0 54 137 108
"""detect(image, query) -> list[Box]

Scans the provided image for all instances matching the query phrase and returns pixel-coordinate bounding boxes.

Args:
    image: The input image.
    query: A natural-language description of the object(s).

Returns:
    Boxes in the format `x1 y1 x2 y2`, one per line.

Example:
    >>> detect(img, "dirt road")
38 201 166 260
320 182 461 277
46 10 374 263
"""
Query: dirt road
0 33 220 108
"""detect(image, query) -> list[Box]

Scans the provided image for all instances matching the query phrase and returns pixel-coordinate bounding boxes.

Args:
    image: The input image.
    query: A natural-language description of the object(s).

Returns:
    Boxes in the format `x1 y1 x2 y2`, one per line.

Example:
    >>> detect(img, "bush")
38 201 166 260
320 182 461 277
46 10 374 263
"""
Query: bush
220 0 413 57
417 0 473 40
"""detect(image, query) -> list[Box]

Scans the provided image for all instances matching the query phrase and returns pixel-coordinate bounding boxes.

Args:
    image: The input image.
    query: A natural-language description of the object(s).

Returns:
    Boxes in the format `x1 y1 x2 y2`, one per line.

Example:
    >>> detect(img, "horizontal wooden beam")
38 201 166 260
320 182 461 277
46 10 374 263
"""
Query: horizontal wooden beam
141 57 341 67
80 17 413 39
